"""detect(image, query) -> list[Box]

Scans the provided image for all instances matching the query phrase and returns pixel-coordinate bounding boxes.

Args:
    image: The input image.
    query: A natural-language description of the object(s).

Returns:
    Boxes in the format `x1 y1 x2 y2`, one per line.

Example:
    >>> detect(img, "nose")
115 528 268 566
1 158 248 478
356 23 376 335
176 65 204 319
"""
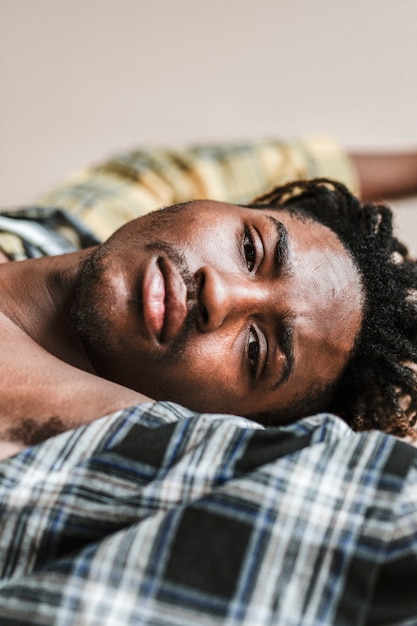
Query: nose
196 266 269 332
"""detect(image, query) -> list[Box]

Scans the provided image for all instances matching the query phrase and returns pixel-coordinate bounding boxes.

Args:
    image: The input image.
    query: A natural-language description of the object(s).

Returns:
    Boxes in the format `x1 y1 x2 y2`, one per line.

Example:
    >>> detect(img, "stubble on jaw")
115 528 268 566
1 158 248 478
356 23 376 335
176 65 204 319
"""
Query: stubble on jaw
70 245 116 366
143 241 199 365
70 238 199 383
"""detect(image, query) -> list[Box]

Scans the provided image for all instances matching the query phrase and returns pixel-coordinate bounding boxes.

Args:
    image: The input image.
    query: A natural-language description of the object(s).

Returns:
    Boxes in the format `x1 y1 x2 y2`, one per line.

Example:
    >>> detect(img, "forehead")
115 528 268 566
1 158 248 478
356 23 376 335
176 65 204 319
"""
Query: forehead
266 211 362 370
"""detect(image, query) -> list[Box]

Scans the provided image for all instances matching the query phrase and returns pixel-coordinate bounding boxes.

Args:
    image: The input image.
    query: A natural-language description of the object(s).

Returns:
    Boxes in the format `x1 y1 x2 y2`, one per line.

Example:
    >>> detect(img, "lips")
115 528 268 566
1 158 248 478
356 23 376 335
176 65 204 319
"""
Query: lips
142 255 187 343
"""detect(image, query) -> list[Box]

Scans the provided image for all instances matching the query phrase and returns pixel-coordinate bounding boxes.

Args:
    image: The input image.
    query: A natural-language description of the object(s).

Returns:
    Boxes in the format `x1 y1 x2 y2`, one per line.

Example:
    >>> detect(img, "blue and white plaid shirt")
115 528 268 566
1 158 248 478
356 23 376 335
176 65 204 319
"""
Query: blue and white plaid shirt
0 403 416 625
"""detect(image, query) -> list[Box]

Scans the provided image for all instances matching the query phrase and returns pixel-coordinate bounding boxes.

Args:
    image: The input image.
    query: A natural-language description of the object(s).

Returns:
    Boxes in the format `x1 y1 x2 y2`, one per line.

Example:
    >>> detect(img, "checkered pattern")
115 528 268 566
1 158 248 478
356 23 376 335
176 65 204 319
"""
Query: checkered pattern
36 136 358 241
0 404 416 625
0 137 356 261
0 206 100 261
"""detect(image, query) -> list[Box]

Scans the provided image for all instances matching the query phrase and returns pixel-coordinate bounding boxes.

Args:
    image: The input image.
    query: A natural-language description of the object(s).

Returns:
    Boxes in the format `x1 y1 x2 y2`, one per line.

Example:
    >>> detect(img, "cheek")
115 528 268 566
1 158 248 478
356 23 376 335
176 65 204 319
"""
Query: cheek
182 339 235 385
164 338 240 409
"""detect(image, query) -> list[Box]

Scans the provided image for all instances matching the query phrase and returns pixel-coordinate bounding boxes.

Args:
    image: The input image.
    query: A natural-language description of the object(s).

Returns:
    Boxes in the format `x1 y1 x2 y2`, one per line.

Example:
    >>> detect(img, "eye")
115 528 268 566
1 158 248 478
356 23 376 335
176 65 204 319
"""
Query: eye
243 227 256 272
247 326 260 375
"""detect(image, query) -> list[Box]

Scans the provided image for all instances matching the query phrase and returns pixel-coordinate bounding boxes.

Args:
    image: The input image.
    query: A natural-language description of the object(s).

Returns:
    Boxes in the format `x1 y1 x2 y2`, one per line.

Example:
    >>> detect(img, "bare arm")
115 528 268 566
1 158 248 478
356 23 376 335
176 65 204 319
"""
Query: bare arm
349 151 417 201
0 311 152 451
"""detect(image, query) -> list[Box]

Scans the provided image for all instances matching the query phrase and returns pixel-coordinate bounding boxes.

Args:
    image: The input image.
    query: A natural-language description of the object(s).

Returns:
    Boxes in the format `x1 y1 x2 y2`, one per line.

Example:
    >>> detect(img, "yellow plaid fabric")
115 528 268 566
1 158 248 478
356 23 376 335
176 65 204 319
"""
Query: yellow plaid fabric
36 136 358 242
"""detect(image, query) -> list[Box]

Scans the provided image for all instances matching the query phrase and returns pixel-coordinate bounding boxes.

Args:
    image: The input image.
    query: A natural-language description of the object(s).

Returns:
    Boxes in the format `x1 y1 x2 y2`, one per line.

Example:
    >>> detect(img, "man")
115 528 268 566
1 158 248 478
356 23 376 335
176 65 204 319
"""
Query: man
0 137 417 456
0 138 417 624
0 174 416 456
0 180 361 445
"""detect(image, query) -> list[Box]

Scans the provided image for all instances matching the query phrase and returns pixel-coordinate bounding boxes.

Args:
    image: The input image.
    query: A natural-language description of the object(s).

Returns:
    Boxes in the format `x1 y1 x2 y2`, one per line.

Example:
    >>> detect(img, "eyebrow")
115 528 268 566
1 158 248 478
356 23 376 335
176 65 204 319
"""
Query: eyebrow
265 216 295 390
271 321 295 390
267 216 292 276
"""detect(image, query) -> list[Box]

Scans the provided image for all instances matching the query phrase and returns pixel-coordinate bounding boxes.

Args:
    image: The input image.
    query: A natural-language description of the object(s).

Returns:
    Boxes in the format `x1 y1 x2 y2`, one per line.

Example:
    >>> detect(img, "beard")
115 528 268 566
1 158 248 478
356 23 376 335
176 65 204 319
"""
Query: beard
70 239 198 394
70 245 115 365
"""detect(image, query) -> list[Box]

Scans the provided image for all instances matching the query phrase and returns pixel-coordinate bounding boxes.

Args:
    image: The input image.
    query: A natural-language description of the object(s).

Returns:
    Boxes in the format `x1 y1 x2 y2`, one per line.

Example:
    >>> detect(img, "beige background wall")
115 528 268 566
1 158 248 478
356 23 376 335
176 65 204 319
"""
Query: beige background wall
1 0 417 248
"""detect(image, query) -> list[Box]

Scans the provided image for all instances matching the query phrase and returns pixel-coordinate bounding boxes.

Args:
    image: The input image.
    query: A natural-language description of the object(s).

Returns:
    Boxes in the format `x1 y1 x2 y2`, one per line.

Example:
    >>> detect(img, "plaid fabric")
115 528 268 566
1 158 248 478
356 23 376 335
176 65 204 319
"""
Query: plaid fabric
0 137 356 260
0 207 100 261
0 404 416 625
36 136 358 241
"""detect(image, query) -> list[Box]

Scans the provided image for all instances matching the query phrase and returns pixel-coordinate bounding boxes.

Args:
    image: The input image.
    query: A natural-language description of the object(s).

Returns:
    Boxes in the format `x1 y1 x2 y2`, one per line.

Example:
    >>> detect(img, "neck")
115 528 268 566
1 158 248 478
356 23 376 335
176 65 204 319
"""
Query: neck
0 248 96 373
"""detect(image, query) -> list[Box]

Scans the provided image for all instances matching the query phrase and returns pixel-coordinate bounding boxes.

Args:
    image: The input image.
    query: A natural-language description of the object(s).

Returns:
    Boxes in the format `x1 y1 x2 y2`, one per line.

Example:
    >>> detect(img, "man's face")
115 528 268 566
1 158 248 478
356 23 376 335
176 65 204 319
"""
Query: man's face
71 200 364 423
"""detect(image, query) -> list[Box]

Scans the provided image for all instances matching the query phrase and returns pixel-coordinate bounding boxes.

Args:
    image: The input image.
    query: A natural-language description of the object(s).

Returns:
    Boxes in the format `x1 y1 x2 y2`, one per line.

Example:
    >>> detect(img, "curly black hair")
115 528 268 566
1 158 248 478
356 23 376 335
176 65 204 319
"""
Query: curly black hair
250 178 417 438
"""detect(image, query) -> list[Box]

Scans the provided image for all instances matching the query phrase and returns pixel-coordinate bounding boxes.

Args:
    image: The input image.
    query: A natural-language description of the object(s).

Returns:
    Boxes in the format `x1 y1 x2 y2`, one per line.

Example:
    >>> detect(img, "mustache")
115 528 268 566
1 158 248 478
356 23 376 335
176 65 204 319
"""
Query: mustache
145 241 199 358
145 241 197 302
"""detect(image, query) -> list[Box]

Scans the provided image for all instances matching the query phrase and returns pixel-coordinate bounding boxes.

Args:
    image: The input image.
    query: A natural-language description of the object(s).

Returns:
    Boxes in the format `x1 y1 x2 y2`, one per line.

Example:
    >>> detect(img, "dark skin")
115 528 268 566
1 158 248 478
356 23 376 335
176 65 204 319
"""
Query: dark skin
0 250 151 428
0 148 415 459
0 201 363 460
69 201 363 417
